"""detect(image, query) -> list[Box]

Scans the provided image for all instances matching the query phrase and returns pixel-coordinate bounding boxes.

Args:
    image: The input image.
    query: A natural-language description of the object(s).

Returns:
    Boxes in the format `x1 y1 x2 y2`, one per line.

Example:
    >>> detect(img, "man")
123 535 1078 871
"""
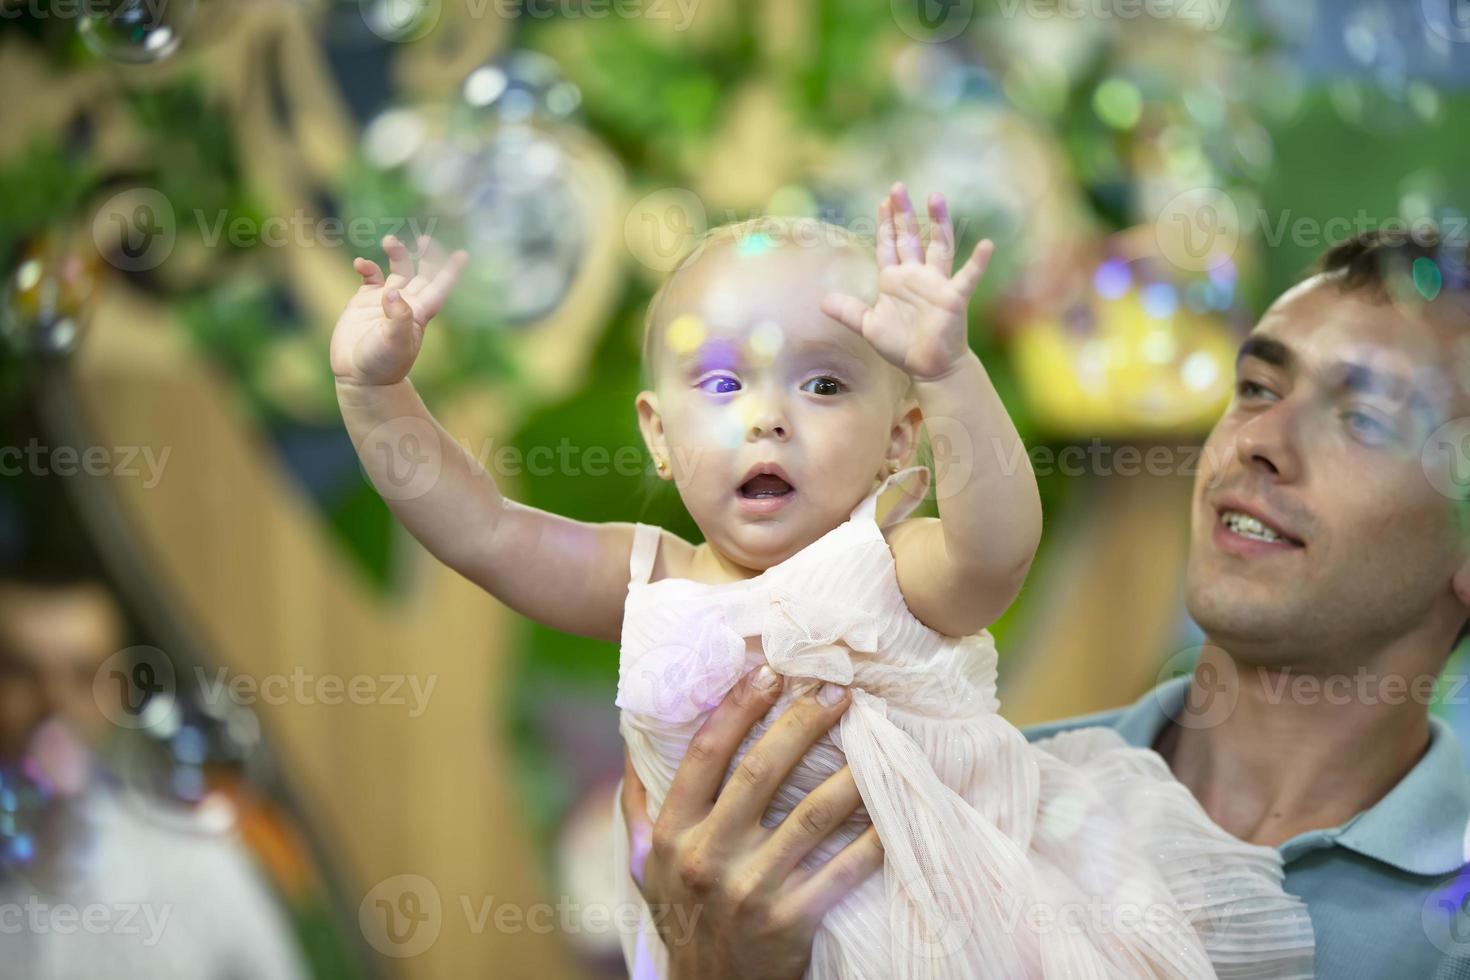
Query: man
620 228 1470 978
0 567 309 979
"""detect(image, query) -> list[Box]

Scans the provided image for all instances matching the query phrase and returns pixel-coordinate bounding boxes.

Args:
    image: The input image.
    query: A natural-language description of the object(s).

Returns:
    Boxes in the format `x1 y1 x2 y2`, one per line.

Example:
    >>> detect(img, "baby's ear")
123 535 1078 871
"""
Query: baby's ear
634 390 666 457
888 396 924 465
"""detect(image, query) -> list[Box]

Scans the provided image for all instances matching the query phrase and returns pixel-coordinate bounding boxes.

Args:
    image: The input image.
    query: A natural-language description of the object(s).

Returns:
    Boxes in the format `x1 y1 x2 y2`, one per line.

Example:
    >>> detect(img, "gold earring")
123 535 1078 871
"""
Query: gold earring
886 459 899 475
656 457 669 476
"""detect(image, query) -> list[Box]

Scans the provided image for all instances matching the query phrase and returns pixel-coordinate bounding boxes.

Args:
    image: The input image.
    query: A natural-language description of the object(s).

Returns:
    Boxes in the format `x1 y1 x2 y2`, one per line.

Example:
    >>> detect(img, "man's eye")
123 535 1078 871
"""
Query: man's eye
801 376 846 396
1344 410 1395 443
697 375 740 394
1236 379 1275 401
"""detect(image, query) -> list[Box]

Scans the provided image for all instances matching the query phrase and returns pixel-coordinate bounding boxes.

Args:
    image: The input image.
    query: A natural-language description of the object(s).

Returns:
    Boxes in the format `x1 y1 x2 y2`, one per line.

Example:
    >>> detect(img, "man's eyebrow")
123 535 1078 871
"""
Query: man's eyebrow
1237 336 1294 370
1332 362 1443 427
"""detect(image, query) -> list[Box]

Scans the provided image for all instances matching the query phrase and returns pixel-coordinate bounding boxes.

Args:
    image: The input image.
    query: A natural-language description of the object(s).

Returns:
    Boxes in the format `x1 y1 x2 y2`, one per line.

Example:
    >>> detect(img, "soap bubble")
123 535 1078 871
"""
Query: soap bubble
77 0 198 65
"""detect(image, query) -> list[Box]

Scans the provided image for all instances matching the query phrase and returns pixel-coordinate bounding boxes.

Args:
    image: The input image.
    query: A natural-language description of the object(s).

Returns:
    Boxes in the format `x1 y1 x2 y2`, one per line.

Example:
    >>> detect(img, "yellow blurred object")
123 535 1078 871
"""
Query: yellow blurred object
1010 228 1243 438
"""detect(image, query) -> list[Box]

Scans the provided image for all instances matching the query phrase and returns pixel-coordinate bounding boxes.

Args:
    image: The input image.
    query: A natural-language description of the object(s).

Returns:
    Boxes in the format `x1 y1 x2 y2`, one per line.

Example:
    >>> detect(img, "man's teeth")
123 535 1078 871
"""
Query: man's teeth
1221 510 1284 543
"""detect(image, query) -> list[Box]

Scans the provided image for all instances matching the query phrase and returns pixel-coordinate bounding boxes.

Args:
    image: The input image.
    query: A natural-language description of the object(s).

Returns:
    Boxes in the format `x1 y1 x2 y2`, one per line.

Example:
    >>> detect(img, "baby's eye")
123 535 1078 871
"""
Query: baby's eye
801 376 846 396
696 374 740 394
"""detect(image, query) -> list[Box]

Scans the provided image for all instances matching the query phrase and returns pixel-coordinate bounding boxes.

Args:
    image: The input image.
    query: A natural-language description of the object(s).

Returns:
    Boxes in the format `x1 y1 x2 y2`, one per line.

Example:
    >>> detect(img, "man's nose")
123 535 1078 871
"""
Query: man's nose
1233 401 1303 483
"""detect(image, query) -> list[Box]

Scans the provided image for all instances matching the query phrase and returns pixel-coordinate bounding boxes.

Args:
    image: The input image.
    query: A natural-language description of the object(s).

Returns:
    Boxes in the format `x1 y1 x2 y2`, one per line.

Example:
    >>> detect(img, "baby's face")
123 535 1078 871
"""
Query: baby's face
637 239 918 572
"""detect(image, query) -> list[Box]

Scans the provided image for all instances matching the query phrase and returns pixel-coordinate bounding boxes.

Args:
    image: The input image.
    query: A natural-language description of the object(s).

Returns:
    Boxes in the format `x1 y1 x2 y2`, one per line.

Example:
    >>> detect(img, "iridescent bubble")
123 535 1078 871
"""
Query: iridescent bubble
77 0 198 65
1141 283 1179 320
664 314 706 356
457 51 582 128
1093 78 1143 131
1414 258 1444 302
1093 258 1132 300
400 52 590 328
1 233 99 358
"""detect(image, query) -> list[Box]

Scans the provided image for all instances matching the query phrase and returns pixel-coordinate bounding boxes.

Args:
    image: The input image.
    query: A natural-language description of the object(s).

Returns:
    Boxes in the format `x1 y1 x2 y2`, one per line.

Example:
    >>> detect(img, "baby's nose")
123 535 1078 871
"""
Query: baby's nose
747 404 789 440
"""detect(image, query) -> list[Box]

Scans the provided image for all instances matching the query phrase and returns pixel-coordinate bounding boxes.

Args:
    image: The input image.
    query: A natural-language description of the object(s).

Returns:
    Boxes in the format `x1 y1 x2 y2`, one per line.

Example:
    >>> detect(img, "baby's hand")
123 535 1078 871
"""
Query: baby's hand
330 234 469 386
820 183 993 383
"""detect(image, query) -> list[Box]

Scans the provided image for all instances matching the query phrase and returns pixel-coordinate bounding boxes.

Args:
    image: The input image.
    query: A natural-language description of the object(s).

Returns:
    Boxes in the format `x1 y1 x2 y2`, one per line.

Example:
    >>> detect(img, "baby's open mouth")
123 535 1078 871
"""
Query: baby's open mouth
739 474 795 498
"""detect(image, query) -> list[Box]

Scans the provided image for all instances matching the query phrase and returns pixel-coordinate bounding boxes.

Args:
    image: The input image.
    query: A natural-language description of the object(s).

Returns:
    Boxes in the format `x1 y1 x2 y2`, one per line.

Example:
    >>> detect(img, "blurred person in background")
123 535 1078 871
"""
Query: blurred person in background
0 564 308 979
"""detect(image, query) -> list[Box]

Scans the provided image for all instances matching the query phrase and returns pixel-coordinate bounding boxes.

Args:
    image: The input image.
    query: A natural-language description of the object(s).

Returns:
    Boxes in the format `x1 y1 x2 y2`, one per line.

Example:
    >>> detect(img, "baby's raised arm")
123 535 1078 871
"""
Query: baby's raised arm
332 234 640 643
821 186 1042 637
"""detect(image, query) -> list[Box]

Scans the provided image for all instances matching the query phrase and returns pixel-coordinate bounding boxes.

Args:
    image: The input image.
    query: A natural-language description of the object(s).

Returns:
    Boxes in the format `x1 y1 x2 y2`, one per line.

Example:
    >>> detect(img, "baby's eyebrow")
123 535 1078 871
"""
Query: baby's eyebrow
784 337 868 369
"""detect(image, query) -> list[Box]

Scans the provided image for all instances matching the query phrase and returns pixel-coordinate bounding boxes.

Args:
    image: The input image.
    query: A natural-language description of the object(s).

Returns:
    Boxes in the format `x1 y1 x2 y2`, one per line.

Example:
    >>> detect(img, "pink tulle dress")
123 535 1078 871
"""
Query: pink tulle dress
610 464 1316 979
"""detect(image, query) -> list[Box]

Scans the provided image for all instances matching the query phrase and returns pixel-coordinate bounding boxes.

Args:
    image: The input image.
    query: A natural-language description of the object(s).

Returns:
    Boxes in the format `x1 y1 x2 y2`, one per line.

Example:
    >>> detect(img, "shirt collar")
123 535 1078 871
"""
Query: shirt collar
1115 676 1470 876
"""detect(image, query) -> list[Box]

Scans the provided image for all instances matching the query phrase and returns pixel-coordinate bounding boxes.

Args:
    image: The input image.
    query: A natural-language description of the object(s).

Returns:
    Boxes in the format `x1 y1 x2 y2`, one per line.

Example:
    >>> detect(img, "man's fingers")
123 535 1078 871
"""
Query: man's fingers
622 751 653 891
704 683 852 836
757 766 864 883
784 824 883 923
659 665 785 824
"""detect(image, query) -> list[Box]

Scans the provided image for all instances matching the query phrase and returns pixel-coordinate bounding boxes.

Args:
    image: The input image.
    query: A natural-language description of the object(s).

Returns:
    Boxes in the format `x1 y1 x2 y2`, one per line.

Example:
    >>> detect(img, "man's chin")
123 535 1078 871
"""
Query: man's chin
1185 590 1312 657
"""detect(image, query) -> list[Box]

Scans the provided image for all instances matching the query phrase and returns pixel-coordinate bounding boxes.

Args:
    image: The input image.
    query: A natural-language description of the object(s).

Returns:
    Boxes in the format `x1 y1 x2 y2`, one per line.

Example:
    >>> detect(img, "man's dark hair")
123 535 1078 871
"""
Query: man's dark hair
1315 224 1469 301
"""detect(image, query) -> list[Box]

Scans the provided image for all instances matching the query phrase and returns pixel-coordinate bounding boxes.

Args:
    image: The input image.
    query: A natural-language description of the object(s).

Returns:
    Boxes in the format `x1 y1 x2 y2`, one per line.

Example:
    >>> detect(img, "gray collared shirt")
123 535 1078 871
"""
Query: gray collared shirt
1021 676 1470 979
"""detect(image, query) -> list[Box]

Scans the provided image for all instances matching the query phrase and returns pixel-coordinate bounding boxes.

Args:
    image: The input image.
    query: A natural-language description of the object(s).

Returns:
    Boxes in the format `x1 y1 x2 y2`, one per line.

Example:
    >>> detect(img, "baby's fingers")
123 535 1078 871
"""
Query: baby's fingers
877 198 899 268
821 293 870 335
415 235 445 282
952 239 995 298
891 183 924 264
414 250 470 317
354 256 385 287
925 194 955 275
383 234 415 282
381 287 416 333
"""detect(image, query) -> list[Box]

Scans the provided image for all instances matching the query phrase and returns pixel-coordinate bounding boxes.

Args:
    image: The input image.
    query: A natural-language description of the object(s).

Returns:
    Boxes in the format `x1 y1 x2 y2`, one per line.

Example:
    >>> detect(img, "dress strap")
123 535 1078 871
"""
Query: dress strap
627 522 661 586
852 463 931 529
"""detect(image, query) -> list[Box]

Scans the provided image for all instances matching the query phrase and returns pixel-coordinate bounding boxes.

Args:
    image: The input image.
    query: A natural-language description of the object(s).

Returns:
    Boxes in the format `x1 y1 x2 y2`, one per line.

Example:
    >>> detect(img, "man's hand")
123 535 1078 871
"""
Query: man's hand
620 667 882 980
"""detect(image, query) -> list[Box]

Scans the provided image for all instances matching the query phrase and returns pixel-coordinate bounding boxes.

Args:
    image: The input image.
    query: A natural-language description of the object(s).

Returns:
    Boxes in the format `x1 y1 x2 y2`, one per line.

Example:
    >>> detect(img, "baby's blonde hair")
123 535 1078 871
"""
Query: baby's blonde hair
639 216 878 392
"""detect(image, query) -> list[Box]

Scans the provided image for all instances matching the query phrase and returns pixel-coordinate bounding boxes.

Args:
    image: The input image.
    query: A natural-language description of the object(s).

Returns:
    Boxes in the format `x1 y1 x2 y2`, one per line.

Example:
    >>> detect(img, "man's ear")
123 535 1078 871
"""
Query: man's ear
635 389 672 480
887 397 924 468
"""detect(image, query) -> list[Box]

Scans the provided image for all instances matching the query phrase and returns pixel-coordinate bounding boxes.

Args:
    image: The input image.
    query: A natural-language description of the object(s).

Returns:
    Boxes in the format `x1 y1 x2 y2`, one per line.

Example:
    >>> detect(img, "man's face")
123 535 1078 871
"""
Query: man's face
0 583 122 763
1185 276 1470 667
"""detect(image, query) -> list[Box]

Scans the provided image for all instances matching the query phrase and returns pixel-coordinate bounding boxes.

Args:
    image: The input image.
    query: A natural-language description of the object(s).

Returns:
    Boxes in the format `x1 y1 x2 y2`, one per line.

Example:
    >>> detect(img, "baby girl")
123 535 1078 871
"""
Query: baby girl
332 185 1315 978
